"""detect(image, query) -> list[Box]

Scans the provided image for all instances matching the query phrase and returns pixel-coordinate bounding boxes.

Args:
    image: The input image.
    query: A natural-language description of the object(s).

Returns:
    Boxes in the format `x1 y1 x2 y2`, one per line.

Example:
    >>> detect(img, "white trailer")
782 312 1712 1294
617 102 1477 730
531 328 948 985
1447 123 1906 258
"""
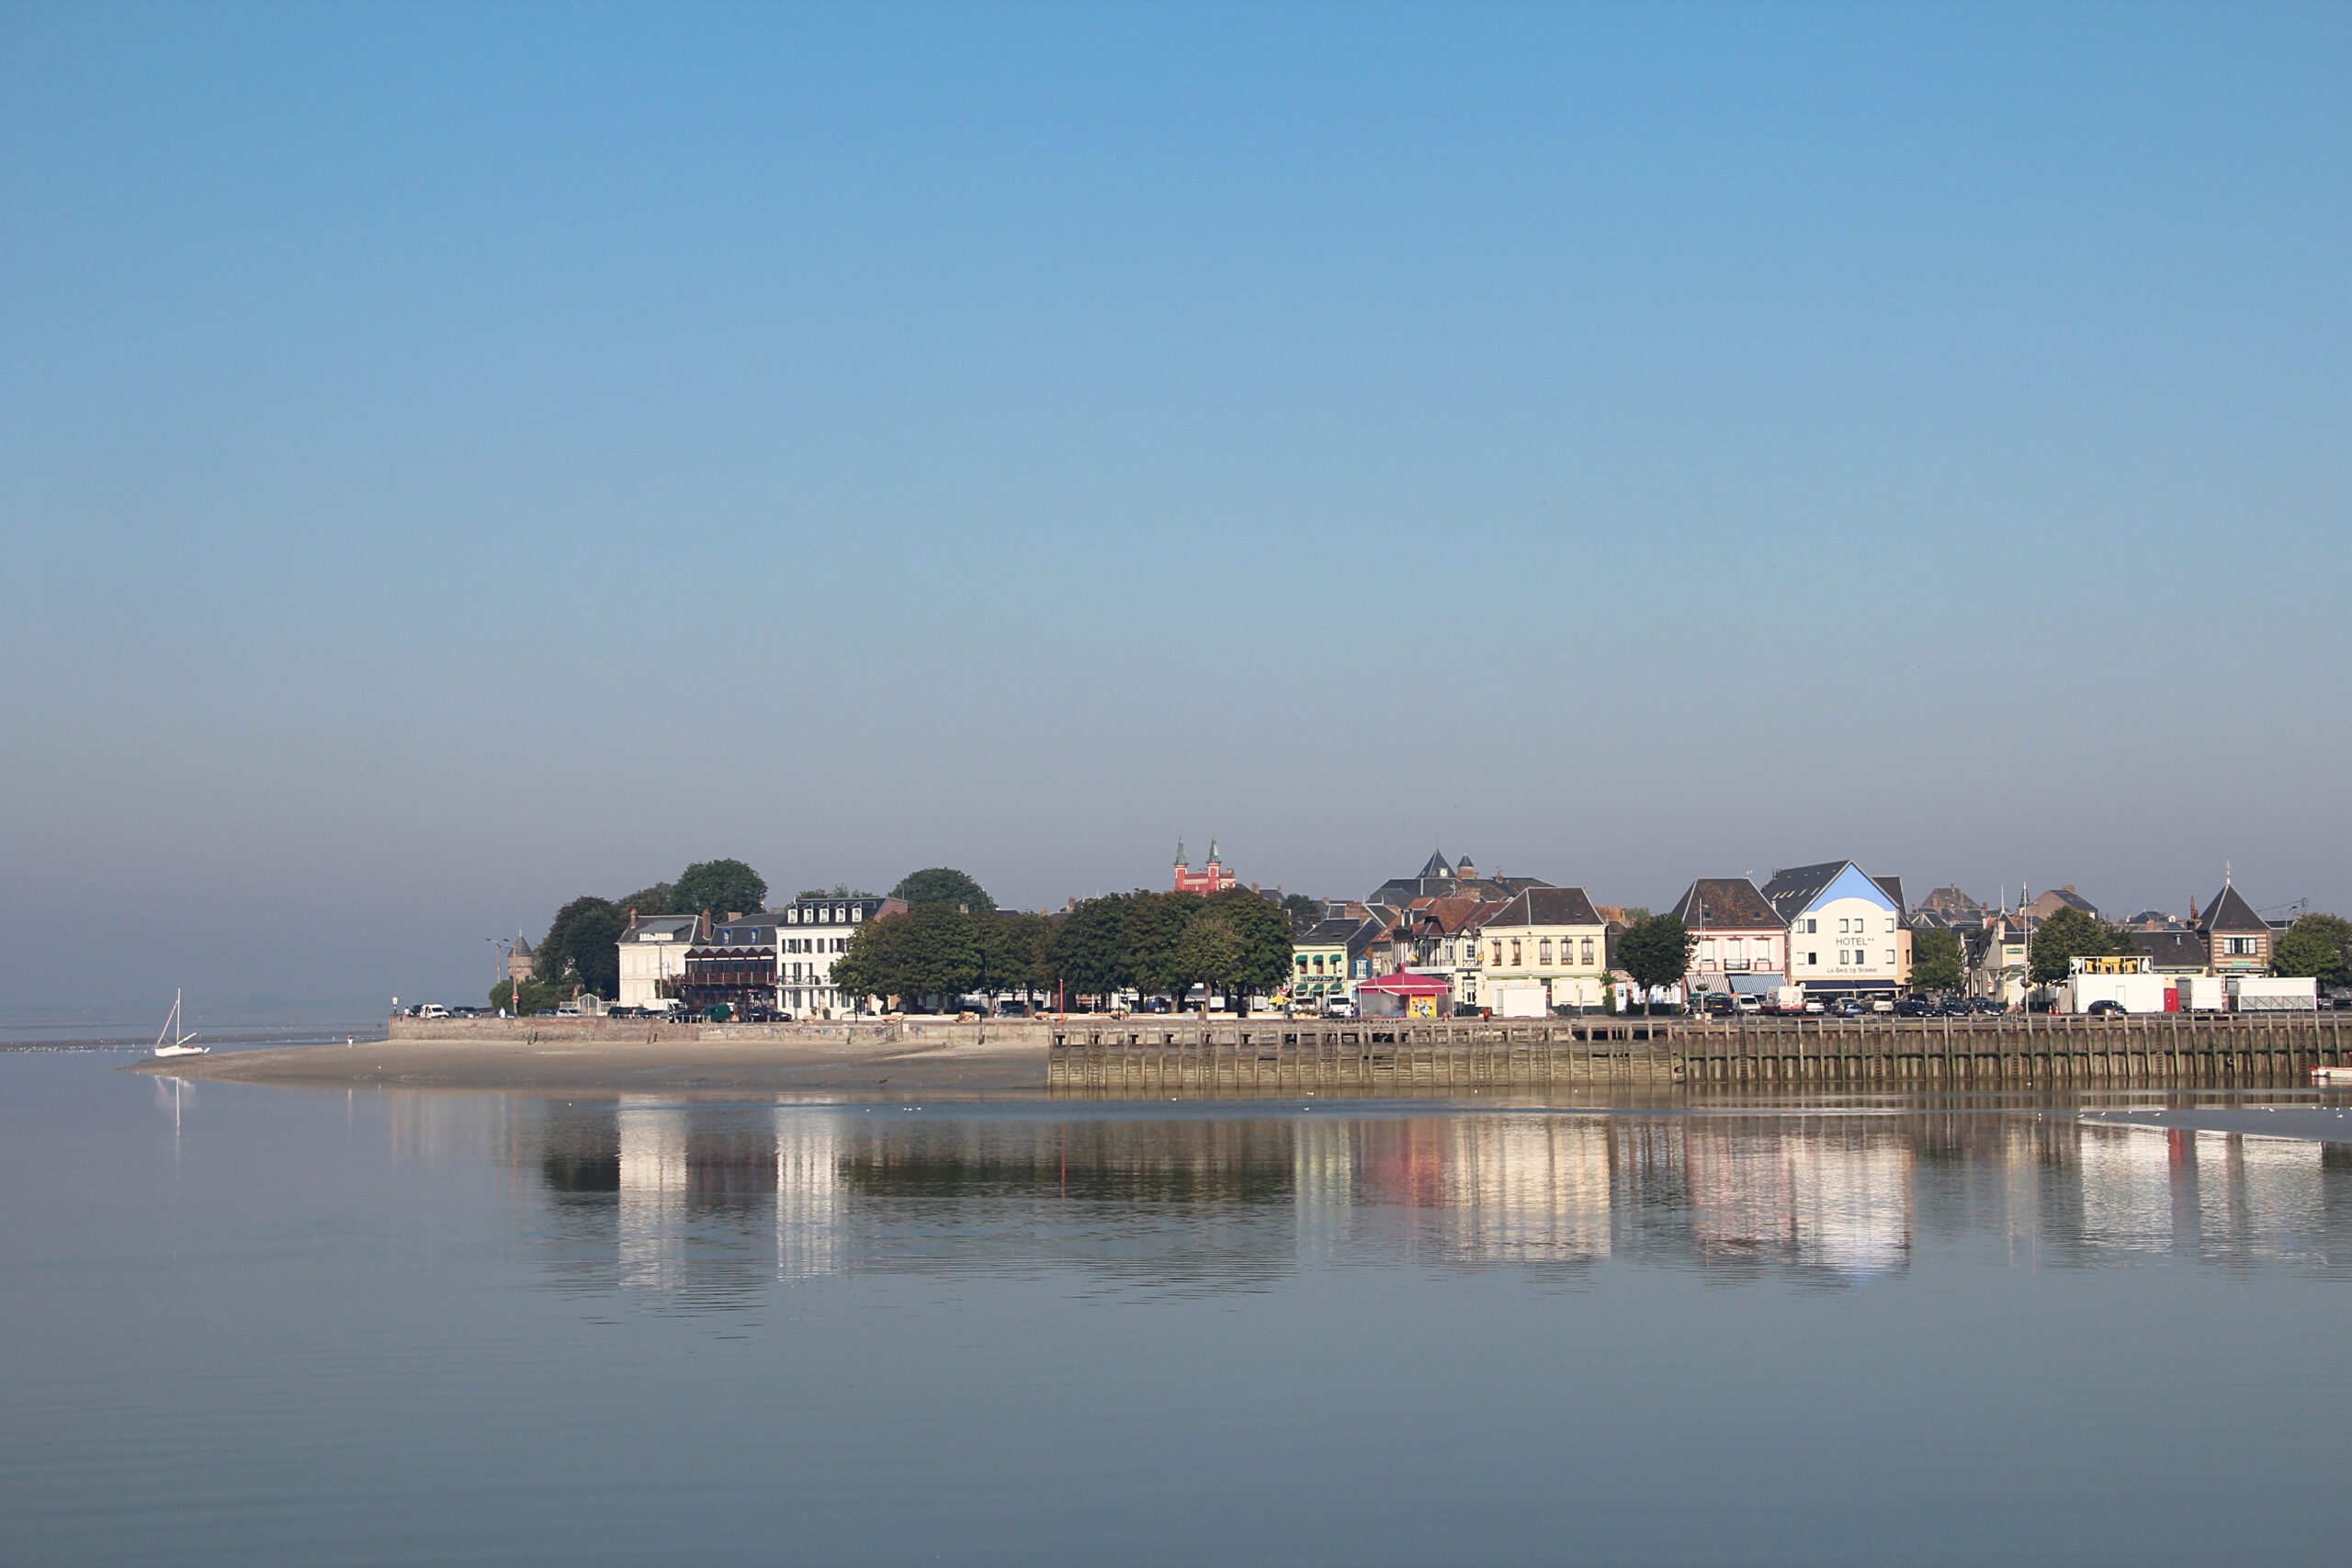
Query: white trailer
2229 976 2319 1011
2063 972 2177 1014
2177 976 2229 1012
1489 984 1550 1020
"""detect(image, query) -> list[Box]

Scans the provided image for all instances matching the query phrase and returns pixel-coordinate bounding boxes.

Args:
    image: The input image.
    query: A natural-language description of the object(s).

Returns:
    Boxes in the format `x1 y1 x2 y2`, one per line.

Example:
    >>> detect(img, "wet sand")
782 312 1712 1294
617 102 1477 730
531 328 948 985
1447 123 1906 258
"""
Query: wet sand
124 1032 1051 1096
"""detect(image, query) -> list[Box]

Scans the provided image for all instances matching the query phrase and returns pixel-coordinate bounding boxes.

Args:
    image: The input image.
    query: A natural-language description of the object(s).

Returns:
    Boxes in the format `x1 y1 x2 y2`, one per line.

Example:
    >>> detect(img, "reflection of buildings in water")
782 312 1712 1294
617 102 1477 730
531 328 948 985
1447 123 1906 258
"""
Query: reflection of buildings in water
616 1100 691 1292
1684 1120 1912 1279
1291 1118 1354 1264
2197 1131 2324 1264
772 1108 842 1280
1438 1116 1611 1264
2075 1125 2181 1256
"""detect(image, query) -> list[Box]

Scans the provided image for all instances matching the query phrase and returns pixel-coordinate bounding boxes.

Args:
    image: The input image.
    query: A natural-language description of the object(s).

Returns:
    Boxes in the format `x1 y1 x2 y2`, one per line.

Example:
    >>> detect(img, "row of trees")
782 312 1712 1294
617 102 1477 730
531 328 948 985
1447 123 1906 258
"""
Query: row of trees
832 888 1294 1012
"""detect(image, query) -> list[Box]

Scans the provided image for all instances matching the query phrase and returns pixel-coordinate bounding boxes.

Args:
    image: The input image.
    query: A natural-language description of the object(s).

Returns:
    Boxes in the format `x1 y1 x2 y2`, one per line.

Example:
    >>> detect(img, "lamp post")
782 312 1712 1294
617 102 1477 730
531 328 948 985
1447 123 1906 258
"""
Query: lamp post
487 937 510 1013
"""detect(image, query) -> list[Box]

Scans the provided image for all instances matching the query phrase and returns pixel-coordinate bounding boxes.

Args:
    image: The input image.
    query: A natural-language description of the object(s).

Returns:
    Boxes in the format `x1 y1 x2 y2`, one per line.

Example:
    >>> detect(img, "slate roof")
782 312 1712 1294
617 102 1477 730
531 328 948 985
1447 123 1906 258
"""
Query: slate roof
618 915 699 944
1873 875 1905 912
1417 851 1453 879
2197 884 2268 934
1759 861 1847 919
2131 931 2210 972
1483 886 1603 930
1670 877 1785 931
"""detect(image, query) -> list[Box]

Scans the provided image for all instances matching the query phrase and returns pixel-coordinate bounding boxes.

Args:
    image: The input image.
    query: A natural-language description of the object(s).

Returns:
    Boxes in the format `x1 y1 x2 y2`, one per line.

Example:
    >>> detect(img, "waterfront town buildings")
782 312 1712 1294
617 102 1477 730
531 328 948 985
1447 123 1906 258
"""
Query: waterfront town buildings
560 840 2318 1021
1475 887 1612 1015
777 894 904 1015
616 913 698 1009
1668 878 1790 999
1762 861 1913 1000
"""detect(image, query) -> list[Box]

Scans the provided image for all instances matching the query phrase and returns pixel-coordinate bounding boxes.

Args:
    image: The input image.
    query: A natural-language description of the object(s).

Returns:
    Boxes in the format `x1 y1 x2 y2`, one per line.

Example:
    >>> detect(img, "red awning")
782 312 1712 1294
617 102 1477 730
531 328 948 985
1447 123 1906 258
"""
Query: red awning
1356 972 1453 996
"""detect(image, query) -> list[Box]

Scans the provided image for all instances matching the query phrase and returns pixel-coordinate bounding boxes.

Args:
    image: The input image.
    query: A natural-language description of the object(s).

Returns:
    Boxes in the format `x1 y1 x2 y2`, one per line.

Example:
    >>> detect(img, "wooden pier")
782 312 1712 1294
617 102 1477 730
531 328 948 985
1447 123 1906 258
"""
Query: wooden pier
1046 1013 2352 1095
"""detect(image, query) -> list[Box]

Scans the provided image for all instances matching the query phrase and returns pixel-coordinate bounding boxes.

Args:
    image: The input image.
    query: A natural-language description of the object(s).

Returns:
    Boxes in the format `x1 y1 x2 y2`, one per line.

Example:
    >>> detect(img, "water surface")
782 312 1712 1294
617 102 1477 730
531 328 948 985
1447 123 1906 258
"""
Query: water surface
6 1055 2349 1566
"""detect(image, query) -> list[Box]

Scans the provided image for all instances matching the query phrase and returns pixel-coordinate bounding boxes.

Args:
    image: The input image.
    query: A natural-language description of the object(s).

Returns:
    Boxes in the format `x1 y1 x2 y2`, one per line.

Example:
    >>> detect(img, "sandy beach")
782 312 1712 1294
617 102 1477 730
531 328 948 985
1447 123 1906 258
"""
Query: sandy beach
124 1032 1052 1096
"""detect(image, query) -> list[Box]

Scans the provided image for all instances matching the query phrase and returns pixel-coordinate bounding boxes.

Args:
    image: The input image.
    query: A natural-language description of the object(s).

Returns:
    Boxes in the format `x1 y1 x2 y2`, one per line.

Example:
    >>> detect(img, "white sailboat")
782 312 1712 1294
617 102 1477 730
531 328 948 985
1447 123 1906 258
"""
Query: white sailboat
152 990 209 1057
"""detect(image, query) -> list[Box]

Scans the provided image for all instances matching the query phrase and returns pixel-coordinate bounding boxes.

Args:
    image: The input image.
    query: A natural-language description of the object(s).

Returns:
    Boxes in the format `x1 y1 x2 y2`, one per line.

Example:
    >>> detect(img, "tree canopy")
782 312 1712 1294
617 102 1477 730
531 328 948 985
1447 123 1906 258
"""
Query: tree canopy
1615 915 1691 1010
1281 894 1322 935
832 903 983 1010
1044 894 1132 998
672 858 768 918
615 883 675 917
1909 928 1966 993
537 896 627 998
794 885 876 901
2028 908 2138 986
889 867 996 912
1202 888 1295 994
2274 913 2351 987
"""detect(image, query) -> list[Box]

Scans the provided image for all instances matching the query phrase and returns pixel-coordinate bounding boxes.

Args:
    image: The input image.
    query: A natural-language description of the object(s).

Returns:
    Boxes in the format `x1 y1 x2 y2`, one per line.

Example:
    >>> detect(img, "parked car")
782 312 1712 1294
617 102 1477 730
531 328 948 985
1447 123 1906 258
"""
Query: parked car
995 999 1034 1017
1702 994 1738 1016
2086 998 2127 1016
1894 998 1936 1018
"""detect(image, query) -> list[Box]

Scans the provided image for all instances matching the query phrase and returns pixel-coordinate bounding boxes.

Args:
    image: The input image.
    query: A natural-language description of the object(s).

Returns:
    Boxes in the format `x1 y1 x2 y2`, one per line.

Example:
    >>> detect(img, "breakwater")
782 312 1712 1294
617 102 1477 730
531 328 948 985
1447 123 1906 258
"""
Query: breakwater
1047 1013 2352 1093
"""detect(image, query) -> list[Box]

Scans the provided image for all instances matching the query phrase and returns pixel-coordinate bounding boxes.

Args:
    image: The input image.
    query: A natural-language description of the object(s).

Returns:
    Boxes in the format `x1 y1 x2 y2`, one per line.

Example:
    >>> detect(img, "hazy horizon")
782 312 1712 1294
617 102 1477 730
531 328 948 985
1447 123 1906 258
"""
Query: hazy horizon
5 1 2345 1012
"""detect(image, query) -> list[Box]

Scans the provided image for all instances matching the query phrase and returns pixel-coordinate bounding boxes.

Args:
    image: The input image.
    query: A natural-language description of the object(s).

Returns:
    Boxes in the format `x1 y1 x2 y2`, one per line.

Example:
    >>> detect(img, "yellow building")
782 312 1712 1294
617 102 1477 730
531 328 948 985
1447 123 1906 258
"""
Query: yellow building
1477 886 1611 1015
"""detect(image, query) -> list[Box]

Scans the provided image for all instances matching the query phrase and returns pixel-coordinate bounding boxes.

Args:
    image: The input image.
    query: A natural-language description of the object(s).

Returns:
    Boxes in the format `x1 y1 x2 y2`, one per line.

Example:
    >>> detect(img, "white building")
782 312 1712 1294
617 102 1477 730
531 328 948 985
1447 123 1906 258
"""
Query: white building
616 914 698 1009
776 895 906 1017
1760 860 1912 998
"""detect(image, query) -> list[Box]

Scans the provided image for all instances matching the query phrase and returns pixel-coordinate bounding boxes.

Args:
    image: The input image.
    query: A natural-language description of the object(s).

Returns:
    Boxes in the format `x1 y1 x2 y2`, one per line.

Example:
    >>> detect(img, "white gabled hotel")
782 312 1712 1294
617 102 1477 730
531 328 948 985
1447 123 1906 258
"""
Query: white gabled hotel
1760 860 1912 999
616 913 699 1009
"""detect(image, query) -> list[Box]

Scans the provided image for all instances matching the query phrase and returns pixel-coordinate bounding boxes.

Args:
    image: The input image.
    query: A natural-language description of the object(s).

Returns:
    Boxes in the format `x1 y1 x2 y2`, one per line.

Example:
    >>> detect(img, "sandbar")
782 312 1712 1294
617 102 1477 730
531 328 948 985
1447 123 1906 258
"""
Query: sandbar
124 1032 1050 1097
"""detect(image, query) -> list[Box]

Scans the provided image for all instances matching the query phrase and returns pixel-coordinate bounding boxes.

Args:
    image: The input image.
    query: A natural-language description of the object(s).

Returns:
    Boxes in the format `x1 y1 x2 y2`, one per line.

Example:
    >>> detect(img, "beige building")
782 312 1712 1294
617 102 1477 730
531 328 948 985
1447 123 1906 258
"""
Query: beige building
1477 886 1611 1014
1762 860 1912 998
616 914 698 1009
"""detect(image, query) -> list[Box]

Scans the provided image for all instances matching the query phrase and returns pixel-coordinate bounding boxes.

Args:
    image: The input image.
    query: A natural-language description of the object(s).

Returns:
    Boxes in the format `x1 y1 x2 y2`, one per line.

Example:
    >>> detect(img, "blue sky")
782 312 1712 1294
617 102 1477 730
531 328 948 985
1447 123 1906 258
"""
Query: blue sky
3 1 2345 1010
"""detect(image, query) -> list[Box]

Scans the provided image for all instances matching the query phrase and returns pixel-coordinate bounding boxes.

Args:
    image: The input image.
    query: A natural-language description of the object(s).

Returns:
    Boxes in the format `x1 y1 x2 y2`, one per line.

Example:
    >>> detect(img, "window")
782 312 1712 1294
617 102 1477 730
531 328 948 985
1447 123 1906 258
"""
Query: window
1582 938 1596 965
1804 918 1817 933
1492 942 1502 966
2225 937 2259 956
1884 917 1896 933
1539 939 1553 964
1884 949 1895 965
1510 940 1522 966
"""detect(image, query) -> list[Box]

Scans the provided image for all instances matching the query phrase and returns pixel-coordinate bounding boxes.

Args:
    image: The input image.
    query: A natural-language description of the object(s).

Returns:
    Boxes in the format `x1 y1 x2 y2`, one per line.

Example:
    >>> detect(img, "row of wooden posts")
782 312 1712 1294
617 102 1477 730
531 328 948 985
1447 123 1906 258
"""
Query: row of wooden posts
1046 1013 2352 1091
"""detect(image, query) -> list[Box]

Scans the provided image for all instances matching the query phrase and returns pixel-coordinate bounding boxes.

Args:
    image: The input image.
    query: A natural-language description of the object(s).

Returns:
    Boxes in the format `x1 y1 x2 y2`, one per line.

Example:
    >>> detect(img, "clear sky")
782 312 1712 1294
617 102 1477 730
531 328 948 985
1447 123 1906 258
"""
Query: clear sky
3 1 2345 1011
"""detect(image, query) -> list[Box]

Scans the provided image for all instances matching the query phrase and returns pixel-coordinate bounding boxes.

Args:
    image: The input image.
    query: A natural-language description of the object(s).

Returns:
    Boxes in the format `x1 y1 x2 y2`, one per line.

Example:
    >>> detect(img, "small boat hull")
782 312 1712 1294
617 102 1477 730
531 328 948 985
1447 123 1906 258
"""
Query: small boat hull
153 1043 209 1058
2313 1066 2352 1084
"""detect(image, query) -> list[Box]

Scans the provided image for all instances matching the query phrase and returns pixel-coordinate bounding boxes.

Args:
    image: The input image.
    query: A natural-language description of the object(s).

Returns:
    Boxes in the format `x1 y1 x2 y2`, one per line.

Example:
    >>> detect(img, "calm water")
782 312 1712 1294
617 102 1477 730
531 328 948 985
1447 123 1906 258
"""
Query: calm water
6 1055 2351 1566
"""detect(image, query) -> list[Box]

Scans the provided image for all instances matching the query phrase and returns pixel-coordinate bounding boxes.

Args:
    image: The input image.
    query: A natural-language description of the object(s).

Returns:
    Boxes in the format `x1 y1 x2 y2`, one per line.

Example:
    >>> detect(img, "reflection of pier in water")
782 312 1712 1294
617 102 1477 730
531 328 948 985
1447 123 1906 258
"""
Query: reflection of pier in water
499 1101 2352 1303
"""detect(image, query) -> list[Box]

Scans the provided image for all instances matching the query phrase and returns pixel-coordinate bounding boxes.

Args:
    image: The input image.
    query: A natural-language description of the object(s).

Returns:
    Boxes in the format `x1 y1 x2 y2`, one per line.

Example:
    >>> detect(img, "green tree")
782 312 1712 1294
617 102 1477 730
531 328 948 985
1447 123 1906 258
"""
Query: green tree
672 859 768 918
1910 928 1966 993
537 896 628 998
1281 894 1322 935
2028 908 2138 986
1172 916 1247 1005
794 885 876 901
615 883 675 917
491 976 569 1015
976 912 1053 998
1122 892 1201 1003
2274 913 2352 986
833 904 983 1011
1614 915 1691 1014
1203 887 1295 999
1044 895 1132 1002
889 867 996 912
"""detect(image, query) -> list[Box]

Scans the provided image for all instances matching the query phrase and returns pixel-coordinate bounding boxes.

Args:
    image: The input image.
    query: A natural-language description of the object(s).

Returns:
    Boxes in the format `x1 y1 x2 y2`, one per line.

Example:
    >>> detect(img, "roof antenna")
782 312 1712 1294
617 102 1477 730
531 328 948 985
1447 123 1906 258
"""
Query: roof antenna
2224 859 2233 887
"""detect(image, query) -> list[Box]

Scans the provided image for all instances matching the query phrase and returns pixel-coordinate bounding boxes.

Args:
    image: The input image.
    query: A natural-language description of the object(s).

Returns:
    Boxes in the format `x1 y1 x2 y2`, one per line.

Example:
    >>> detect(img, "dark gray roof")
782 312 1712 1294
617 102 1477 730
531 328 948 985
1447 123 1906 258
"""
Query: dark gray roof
1484 886 1603 930
1302 917 1370 947
2131 931 2209 971
1417 851 1453 879
618 915 698 943
1669 877 1785 931
1759 861 1848 919
2197 884 2268 934
1872 875 1905 911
